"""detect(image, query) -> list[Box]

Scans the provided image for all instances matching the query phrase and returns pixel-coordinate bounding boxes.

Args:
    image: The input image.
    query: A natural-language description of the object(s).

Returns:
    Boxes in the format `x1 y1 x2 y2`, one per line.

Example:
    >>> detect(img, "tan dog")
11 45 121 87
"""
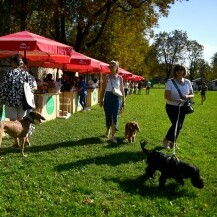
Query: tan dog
0 111 45 157
125 121 140 143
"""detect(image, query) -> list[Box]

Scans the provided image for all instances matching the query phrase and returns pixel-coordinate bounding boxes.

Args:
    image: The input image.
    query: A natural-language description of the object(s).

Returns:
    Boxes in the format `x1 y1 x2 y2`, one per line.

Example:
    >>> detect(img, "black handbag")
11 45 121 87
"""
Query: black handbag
171 79 194 114
182 99 194 114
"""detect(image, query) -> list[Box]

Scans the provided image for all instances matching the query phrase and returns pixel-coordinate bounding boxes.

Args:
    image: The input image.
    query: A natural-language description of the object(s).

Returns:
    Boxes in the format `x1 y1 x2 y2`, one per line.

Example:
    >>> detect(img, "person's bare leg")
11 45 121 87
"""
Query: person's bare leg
104 127 110 138
111 117 117 143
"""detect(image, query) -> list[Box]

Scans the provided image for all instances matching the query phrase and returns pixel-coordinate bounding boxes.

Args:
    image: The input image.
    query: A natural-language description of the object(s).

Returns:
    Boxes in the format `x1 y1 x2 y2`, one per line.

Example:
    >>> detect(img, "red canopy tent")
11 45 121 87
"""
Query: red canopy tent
118 68 133 77
0 31 101 73
97 64 134 76
0 30 136 76
0 30 74 60
65 53 101 73
126 74 144 81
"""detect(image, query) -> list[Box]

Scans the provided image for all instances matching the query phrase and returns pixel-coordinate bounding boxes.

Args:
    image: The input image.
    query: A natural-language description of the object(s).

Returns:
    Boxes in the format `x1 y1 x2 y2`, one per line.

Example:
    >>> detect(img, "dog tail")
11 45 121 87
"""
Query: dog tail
140 140 149 154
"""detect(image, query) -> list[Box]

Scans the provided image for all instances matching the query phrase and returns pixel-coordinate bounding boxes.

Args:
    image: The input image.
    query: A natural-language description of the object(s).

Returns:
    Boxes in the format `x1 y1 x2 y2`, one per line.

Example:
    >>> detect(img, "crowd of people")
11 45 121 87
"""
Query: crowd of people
123 80 151 96
0 55 102 119
0 54 208 147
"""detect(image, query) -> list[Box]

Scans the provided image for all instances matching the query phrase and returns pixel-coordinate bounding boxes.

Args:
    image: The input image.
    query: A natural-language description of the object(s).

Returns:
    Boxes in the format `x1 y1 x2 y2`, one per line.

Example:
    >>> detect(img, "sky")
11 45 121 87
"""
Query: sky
151 0 217 64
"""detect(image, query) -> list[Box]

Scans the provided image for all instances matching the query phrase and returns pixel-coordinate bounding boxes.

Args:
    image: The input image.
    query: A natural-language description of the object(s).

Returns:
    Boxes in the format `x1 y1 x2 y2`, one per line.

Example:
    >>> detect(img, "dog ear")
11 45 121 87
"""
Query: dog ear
130 123 135 131
126 123 131 130
132 123 140 132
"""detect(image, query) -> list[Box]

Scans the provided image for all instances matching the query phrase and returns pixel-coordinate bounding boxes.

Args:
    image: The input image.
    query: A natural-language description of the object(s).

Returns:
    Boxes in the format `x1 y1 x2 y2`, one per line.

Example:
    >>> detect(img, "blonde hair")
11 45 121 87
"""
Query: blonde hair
109 60 119 73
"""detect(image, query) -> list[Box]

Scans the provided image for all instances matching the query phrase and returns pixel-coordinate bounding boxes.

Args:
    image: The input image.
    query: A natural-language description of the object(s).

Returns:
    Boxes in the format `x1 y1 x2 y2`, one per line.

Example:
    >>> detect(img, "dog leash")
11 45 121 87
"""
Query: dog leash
173 103 181 155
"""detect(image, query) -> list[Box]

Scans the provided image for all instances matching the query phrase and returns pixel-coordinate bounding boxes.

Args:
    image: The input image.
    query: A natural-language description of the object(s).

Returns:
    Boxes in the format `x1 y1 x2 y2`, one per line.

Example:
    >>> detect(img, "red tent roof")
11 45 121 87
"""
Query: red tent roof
0 30 74 57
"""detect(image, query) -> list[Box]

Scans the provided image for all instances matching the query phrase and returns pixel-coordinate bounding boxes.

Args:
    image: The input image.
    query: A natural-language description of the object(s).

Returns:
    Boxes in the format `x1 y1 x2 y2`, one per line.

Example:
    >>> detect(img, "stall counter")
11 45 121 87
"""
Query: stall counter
35 93 59 121
87 88 99 107
59 88 99 114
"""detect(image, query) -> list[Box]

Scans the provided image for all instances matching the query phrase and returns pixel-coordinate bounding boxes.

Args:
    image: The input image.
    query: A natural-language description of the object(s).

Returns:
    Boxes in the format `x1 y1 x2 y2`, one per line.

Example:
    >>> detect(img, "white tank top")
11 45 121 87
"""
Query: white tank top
105 75 121 91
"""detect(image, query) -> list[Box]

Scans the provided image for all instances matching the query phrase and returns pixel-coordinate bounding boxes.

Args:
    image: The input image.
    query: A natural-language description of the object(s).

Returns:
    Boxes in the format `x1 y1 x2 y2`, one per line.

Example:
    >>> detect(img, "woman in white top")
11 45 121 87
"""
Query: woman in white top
163 64 194 149
99 60 125 143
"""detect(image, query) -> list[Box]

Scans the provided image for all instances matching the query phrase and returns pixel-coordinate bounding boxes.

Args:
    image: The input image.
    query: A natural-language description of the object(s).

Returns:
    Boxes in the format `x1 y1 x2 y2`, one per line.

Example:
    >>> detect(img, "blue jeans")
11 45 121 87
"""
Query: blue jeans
103 92 121 130
79 92 87 110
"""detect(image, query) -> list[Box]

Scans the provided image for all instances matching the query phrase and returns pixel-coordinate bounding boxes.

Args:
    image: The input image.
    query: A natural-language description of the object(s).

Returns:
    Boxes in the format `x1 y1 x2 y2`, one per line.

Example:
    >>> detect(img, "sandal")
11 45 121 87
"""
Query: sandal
103 130 110 138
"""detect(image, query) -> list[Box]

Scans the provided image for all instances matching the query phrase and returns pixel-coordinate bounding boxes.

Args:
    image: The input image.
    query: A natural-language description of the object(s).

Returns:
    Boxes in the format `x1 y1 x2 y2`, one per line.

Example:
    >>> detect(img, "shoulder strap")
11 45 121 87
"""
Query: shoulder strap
171 79 183 99
109 75 114 89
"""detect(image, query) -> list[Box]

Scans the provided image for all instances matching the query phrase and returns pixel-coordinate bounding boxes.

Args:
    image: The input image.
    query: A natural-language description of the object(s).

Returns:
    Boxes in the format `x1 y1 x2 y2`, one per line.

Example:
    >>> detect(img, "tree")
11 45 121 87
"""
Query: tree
65 0 178 52
186 40 204 80
210 52 217 80
0 0 189 52
143 45 163 80
153 30 188 79
84 5 151 76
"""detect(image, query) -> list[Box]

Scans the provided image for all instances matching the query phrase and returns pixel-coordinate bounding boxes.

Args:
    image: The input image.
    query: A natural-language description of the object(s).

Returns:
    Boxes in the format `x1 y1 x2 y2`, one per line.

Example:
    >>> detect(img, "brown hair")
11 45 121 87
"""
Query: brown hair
11 55 23 66
172 64 187 77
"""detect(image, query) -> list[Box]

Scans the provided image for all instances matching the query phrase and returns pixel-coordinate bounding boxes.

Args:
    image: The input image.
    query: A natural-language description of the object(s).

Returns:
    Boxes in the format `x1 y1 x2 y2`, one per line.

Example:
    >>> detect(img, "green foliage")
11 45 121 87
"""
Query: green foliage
187 40 204 80
154 30 188 79
0 89 216 216
85 9 150 77
210 52 217 80
0 0 185 50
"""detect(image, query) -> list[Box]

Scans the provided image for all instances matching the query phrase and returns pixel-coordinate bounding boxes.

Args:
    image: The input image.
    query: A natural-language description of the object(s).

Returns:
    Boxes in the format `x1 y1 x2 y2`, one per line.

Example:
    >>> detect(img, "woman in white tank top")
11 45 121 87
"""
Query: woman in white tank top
99 60 125 143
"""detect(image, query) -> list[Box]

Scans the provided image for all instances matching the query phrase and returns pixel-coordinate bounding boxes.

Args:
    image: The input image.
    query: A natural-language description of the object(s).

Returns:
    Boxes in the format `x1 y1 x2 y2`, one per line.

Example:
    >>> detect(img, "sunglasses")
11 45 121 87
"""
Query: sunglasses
177 68 184 71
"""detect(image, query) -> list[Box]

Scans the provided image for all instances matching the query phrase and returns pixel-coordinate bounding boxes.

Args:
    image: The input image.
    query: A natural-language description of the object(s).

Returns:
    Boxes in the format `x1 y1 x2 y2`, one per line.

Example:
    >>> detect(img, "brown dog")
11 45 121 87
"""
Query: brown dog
125 121 140 142
0 111 45 157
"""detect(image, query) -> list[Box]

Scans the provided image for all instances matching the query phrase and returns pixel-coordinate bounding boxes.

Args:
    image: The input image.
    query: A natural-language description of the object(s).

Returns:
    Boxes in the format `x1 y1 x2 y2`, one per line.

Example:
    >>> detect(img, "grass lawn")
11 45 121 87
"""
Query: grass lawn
0 88 216 217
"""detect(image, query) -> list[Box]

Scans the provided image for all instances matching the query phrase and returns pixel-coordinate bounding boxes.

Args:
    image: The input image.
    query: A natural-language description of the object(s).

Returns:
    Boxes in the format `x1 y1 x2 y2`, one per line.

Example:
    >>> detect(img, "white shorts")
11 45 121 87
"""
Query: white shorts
5 104 26 121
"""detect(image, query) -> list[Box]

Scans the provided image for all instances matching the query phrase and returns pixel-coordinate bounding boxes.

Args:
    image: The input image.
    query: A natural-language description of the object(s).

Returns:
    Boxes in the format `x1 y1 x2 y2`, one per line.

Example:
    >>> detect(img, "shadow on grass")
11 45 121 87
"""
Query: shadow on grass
0 136 104 156
55 150 145 172
0 135 138 156
104 175 197 198
104 137 129 148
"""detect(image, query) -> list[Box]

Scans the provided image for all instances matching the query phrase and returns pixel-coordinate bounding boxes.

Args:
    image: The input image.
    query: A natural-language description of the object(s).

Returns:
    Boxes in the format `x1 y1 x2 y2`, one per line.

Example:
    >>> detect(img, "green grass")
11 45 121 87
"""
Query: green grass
0 89 216 217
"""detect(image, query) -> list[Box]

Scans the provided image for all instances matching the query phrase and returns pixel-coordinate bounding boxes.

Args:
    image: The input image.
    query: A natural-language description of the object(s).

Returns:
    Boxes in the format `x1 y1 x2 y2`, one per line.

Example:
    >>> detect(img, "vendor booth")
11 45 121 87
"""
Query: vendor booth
87 88 99 107
35 93 59 121
59 91 83 114
58 87 99 114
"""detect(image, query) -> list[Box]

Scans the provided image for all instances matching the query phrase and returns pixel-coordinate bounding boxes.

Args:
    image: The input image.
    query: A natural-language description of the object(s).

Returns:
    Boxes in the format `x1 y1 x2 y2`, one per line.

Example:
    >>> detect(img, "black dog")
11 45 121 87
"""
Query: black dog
140 140 204 189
